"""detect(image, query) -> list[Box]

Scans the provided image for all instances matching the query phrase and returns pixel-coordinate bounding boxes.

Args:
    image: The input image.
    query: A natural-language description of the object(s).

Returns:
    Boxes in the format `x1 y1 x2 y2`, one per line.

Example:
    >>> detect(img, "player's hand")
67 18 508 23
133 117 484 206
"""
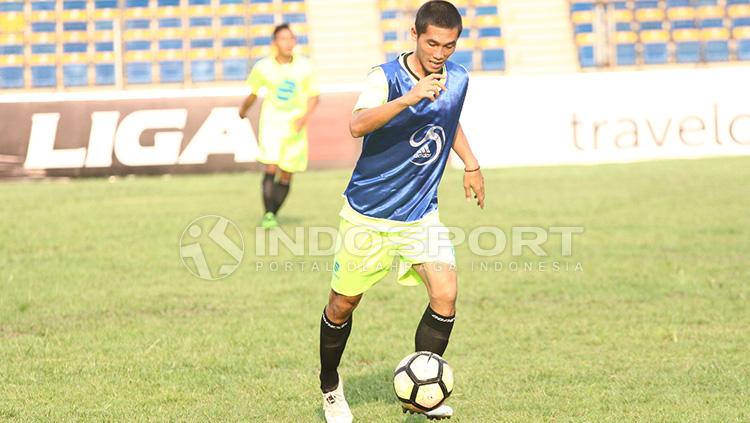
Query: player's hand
293 116 308 133
404 73 448 106
464 168 485 209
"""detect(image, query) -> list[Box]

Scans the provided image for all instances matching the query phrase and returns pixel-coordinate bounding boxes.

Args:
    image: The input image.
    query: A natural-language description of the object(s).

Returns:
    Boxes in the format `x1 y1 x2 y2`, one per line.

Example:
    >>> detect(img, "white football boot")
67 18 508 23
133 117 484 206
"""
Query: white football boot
322 380 353 423
402 404 454 420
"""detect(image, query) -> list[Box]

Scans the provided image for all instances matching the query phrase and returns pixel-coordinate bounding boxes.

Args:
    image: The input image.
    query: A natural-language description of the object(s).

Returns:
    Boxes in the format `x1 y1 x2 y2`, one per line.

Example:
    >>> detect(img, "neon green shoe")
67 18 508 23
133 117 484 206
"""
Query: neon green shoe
260 212 278 229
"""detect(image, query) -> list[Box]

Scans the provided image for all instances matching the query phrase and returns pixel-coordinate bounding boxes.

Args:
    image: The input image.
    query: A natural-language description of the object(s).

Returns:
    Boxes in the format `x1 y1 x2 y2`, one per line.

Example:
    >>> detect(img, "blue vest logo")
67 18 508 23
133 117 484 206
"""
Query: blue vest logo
409 124 445 166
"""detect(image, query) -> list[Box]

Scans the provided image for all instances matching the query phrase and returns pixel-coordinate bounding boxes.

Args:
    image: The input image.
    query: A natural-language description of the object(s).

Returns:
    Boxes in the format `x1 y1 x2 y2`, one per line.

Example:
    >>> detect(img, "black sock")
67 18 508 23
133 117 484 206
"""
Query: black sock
319 308 352 393
414 305 455 356
262 173 275 213
271 181 290 214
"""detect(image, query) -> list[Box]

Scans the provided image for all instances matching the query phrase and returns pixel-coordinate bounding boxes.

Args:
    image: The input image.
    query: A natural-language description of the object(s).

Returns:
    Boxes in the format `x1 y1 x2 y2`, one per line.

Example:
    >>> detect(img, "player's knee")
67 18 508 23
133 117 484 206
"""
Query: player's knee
327 291 361 323
429 287 457 308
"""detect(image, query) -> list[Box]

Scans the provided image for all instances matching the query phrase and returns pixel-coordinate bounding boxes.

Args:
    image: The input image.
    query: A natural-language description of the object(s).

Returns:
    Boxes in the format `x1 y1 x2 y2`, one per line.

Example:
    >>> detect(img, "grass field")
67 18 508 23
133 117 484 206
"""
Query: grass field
1 157 749 422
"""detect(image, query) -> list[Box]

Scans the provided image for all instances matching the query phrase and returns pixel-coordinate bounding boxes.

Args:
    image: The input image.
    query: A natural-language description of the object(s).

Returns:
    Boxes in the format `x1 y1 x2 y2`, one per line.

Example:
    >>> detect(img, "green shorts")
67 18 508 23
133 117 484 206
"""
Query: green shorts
330 203 456 297
256 117 308 173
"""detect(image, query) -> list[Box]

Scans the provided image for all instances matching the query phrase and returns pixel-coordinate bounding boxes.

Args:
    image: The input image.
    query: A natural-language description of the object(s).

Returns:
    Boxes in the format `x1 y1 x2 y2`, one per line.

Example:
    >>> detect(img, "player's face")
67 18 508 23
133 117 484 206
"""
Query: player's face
412 24 460 74
274 28 297 57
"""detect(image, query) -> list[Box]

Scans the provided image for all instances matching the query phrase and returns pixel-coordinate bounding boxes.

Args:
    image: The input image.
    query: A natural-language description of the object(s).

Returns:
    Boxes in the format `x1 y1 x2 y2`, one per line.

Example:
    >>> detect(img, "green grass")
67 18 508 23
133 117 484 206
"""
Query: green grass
1 157 749 422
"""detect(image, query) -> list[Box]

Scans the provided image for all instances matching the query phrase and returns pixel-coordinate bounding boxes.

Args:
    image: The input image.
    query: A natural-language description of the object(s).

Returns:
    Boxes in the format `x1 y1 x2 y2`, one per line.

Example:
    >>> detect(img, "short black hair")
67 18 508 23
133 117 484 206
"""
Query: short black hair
273 23 293 39
415 0 463 36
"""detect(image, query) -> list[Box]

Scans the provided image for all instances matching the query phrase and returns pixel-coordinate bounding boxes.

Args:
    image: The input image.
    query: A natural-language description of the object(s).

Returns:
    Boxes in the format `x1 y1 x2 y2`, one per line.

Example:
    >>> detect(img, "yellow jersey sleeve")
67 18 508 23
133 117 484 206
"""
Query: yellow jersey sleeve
245 59 267 95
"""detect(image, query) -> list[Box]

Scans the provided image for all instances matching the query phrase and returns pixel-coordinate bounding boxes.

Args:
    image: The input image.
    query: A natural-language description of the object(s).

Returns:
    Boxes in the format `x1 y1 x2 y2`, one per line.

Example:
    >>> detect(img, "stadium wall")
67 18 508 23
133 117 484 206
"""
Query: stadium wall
1 66 749 179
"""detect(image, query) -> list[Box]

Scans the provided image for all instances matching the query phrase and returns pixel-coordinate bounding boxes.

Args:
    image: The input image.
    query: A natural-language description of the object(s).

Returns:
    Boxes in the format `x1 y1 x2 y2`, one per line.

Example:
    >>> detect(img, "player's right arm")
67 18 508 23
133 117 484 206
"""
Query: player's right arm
239 93 257 119
239 59 265 119
349 73 447 138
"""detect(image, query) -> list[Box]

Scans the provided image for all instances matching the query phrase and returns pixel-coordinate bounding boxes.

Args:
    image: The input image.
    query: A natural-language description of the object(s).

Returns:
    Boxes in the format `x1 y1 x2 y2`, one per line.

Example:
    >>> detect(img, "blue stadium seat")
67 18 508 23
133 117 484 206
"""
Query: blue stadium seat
126 62 152 84
0 67 24 88
160 61 183 83
191 60 215 82
31 65 56 87
481 49 505 70
223 59 249 80
452 50 473 71
641 30 669 64
63 64 88 86
95 63 115 85
702 28 730 61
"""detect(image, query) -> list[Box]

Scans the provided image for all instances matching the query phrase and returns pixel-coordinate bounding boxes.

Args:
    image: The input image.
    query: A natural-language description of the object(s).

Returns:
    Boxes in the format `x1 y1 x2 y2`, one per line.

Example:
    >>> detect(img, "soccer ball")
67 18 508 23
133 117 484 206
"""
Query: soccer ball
393 351 454 412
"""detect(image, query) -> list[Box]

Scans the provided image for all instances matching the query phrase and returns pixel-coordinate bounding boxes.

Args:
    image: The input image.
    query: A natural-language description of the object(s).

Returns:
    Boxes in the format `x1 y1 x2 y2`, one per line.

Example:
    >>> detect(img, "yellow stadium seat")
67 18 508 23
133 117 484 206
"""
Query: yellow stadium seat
282 2 305 13
575 32 595 45
123 29 153 41
0 13 25 33
62 10 87 21
614 31 637 43
157 6 182 18
30 11 56 21
62 32 87 43
672 28 699 42
251 45 272 57
635 8 665 22
125 51 155 61
62 53 89 64
379 0 401 10
124 8 150 19
249 3 274 14
729 5 750 18
697 6 725 19
158 50 184 61
188 5 212 16
0 55 23 66
94 52 115 62
0 33 24 45
221 47 250 59
572 11 594 24
93 31 115 42
189 49 215 60
458 38 476 49
289 23 308 35
614 9 633 22
383 40 412 53
30 33 56 43
158 28 184 39
734 26 750 39
297 45 310 56
478 37 504 49
249 24 275 37
221 27 247 38
219 4 246 15
640 30 669 43
667 7 695 21
30 54 56 65
93 9 118 20
700 27 729 41
473 0 498 6
451 0 470 6
189 27 213 38
475 15 501 27
381 18 410 31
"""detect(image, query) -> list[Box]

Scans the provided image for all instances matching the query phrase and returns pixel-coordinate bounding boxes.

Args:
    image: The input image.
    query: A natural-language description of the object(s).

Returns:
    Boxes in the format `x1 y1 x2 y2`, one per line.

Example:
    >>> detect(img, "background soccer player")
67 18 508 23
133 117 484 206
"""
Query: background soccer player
317 2 484 421
239 24 320 229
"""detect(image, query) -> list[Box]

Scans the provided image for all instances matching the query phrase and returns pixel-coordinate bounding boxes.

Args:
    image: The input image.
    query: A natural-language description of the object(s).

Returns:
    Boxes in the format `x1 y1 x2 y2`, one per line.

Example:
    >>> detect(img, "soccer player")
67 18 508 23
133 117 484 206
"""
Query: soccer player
318 2 484 421
239 24 320 229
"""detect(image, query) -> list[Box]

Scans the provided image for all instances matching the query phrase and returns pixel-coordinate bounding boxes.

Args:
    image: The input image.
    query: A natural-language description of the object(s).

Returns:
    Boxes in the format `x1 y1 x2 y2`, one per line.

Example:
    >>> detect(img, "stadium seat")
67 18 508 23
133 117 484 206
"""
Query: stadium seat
636 8 666 31
190 48 216 83
125 51 154 84
673 29 701 63
667 6 696 30
614 31 638 65
641 30 669 64
478 38 504 71
614 9 634 32
576 33 596 67
735 27 750 60
701 27 730 61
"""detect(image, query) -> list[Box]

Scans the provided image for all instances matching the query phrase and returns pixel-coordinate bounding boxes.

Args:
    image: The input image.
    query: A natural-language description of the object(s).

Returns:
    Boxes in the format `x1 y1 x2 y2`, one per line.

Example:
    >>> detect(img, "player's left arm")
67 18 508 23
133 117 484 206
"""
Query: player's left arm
294 65 321 132
452 123 485 209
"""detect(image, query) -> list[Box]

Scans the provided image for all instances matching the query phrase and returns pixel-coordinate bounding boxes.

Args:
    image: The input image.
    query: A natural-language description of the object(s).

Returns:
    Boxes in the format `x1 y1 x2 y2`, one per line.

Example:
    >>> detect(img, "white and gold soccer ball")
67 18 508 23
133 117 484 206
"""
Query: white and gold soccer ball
393 351 454 412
